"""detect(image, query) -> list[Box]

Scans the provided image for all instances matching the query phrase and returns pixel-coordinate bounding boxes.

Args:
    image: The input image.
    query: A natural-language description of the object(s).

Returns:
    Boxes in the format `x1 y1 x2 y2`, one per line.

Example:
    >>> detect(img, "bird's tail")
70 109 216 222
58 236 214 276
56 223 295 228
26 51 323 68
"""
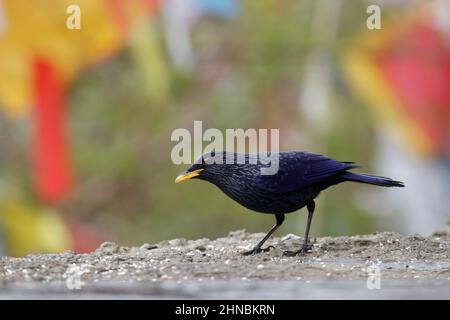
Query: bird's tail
340 172 404 187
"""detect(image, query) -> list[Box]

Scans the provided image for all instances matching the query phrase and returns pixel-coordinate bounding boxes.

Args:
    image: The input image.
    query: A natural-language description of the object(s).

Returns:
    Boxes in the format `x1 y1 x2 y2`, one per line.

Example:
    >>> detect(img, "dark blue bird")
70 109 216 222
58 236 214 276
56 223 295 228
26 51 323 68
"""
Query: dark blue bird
175 151 404 256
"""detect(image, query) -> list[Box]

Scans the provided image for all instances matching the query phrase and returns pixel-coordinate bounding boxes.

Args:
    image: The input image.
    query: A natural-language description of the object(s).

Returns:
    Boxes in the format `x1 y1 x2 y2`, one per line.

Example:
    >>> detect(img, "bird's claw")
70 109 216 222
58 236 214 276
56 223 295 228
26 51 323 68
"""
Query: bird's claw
283 244 313 257
241 245 275 256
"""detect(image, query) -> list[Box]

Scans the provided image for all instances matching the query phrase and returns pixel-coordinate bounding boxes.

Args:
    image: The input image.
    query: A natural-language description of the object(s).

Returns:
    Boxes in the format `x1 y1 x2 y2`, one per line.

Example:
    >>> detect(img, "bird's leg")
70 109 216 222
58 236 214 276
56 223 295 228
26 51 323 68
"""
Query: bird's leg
284 200 315 257
242 214 285 255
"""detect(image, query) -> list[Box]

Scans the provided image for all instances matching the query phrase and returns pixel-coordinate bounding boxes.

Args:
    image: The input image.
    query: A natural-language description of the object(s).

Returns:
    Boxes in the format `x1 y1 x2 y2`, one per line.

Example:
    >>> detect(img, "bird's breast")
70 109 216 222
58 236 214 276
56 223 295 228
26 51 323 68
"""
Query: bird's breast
215 179 319 214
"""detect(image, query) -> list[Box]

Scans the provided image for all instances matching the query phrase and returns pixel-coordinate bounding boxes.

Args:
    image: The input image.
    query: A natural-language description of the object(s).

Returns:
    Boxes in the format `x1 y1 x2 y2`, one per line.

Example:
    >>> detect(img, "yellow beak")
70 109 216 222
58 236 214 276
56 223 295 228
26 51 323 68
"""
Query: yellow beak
175 169 204 184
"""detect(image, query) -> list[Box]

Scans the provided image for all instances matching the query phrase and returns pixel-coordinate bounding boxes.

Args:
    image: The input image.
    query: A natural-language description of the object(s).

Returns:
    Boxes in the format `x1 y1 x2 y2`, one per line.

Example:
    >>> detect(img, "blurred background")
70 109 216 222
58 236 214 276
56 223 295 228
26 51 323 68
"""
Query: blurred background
0 0 449 256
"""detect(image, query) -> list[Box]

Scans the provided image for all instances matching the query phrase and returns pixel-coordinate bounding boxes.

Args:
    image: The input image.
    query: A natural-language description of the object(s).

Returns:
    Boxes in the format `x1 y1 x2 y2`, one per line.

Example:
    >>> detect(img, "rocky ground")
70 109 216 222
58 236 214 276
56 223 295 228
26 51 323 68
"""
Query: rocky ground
1 230 450 299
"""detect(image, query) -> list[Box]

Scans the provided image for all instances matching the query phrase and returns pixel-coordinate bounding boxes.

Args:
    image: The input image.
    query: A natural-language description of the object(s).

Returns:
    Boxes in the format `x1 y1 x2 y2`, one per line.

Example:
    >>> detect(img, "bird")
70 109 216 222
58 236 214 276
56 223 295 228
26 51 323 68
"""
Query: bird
175 151 404 256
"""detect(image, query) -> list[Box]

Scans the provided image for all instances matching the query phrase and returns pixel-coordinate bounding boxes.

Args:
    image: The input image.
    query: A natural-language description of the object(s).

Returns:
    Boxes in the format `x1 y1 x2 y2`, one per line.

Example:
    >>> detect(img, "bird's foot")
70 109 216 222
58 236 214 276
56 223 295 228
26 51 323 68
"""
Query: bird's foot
241 245 275 256
283 244 313 257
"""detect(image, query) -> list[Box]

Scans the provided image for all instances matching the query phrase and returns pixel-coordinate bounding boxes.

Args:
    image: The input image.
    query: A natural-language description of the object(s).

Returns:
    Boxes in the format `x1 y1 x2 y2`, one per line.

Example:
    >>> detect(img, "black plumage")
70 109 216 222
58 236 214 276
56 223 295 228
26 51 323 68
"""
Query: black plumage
175 151 404 256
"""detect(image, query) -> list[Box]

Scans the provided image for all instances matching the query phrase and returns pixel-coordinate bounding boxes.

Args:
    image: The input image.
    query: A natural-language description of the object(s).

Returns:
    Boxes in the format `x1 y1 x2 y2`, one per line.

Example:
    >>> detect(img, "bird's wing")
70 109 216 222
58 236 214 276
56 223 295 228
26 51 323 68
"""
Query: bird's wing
253 152 357 193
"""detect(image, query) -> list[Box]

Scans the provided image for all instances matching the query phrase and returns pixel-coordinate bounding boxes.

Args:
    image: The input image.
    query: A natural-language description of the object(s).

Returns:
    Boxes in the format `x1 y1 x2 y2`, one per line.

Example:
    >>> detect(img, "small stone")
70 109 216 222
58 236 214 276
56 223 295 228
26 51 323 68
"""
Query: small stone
140 244 157 250
168 239 187 246
97 242 120 254
281 234 301 242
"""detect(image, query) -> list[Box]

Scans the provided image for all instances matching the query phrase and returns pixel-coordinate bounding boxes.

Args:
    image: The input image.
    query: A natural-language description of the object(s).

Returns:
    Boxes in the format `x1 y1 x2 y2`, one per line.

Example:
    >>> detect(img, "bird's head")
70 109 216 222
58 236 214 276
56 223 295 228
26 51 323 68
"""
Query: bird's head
175 151 239 184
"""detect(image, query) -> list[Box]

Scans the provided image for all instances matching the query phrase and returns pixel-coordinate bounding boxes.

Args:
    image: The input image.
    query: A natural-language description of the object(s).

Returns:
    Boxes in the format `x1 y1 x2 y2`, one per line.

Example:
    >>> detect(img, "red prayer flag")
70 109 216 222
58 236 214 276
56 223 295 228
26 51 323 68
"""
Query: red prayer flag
33 58 73 203
377 23 450 155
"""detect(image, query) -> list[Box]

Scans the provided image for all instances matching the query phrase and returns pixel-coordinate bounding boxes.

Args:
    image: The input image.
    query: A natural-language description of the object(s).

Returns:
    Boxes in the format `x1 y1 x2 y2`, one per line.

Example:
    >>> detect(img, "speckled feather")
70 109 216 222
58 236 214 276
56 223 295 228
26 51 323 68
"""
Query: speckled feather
185 151 403 214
